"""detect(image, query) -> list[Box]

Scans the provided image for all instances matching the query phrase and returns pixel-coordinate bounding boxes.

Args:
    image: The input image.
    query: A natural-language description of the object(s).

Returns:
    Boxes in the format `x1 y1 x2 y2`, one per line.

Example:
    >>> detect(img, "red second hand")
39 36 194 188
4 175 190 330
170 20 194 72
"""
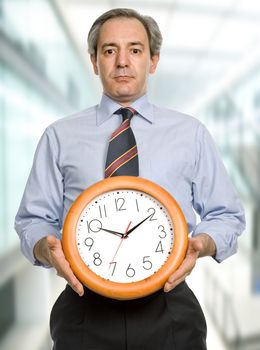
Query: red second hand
109 221 132 267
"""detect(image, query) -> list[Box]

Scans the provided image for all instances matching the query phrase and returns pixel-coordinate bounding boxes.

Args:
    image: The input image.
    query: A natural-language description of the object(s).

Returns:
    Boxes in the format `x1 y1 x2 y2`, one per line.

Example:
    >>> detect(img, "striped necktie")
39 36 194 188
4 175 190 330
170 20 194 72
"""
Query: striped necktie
105 107 139 178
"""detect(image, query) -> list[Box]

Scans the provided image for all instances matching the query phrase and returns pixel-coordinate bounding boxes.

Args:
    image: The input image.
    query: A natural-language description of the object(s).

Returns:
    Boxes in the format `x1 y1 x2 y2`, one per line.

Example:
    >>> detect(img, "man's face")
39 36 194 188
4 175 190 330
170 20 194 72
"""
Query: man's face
90 17 160 106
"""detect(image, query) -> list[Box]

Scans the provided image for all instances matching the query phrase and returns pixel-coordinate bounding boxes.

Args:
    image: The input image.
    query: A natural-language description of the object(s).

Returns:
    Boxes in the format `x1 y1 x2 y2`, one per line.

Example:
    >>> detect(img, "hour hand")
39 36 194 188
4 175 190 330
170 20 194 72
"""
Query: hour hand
100 227 125 238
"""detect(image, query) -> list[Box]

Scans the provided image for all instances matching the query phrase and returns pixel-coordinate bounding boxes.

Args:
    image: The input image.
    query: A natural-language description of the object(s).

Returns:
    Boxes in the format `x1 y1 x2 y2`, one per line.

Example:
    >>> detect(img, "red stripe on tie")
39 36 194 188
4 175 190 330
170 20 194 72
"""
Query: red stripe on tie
110 119 130 141
124 107 136 115
105 146 137 177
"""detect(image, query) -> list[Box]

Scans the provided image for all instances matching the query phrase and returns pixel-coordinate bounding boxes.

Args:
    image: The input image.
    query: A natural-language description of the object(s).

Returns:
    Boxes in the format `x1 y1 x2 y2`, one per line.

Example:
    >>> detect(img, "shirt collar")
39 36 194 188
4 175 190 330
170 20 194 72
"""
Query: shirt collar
96 93 154 126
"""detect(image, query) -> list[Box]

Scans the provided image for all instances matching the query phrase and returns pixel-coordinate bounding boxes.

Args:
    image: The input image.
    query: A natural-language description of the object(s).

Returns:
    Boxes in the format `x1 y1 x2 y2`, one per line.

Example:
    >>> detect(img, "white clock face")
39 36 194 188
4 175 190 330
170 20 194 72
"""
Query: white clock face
76 189 174 283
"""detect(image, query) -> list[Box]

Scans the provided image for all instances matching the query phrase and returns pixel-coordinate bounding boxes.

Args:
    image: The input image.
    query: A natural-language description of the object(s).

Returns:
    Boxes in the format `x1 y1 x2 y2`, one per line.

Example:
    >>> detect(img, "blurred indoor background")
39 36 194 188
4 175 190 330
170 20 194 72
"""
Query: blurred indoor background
0 0 259 349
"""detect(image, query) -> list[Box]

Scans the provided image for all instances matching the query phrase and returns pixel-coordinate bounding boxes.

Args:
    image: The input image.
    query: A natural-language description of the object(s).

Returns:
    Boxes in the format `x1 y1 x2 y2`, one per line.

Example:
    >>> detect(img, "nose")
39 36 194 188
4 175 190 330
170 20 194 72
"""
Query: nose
116 49 129 67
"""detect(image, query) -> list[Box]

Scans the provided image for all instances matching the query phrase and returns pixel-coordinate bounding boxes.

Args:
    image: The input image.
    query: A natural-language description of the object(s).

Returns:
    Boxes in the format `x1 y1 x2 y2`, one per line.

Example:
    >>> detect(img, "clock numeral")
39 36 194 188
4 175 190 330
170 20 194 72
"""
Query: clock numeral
142 256 153 270
109 261 117 276
158 225 167 239
135 199 139 212
93 252 102 266
115 197 126 211
126 264 136 278
87 219 102 233
84 237 94 250
99 205 107 218
155 241 164 254
147 207 157 221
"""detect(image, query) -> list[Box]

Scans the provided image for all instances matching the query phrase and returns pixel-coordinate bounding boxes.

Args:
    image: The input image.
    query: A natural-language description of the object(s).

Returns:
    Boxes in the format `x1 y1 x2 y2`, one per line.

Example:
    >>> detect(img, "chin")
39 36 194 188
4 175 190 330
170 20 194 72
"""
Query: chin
118 92 138 102
106 85 144 103
111 89 134 100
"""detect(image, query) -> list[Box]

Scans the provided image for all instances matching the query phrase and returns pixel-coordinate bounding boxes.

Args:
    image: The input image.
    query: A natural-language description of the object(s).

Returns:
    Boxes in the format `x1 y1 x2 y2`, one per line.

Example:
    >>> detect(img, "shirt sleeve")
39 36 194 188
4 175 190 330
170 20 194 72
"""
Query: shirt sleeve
14 127 64 266
191 124 246 262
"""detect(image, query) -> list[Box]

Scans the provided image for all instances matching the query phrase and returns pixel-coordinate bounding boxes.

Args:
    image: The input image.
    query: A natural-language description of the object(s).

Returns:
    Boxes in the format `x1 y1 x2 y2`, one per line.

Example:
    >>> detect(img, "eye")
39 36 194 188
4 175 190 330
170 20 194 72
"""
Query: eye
104 48 115 55
131 48 141 54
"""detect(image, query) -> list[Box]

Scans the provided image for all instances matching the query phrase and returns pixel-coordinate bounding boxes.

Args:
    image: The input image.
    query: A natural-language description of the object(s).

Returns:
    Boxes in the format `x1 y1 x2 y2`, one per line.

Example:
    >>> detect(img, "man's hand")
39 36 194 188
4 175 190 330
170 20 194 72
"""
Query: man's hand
33 235 84 296
164 233 216 292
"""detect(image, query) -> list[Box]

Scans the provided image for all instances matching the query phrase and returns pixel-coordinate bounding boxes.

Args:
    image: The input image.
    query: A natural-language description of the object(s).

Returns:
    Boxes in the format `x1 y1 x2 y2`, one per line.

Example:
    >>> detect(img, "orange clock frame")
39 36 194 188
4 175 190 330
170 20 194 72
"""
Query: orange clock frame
62 176 188 300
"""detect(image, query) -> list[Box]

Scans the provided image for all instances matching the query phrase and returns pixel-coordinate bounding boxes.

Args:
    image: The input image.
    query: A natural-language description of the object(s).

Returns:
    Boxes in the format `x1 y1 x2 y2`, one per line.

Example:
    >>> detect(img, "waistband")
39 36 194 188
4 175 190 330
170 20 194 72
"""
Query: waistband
80 281 186 306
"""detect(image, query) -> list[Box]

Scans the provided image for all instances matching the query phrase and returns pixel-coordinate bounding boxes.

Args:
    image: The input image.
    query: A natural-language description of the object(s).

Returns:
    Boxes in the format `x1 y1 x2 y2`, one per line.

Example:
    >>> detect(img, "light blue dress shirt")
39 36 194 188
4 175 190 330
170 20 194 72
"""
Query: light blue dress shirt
15 94 245 265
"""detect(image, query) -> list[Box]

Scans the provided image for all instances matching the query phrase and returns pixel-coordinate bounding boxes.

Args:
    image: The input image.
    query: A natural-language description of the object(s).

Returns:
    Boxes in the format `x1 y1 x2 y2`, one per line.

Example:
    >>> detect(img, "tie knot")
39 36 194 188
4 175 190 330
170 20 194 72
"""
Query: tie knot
116 107 136 121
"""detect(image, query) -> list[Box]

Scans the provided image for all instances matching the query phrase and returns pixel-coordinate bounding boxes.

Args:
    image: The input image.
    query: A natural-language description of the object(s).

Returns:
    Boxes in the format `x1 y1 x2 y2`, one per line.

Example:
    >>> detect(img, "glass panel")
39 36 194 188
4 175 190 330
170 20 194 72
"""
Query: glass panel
0 0 98 257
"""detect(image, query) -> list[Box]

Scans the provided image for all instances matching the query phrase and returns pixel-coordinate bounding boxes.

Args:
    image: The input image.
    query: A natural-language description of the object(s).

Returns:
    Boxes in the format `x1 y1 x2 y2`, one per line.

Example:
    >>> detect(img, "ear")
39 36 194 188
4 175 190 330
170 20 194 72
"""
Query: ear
149 54 160 74
90 54 99 75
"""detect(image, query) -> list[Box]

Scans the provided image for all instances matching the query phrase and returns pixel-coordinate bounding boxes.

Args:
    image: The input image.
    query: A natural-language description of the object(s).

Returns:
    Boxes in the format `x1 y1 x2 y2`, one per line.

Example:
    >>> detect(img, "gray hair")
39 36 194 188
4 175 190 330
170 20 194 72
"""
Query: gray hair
87 8 163 57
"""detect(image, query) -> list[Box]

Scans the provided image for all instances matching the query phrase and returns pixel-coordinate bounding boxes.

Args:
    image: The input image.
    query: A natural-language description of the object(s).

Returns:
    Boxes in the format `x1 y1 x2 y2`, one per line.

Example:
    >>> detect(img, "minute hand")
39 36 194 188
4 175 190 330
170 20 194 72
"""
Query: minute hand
124 214 152 238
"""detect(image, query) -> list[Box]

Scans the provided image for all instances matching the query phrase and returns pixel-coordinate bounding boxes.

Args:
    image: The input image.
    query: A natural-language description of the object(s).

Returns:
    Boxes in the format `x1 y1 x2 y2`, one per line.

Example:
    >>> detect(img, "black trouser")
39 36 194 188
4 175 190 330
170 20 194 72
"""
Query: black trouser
50 281 207 350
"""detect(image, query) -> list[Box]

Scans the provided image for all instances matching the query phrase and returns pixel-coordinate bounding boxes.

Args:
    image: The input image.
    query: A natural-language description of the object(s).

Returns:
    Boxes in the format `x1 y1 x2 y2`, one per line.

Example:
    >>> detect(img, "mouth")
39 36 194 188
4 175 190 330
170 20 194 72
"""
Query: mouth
114 75 132 82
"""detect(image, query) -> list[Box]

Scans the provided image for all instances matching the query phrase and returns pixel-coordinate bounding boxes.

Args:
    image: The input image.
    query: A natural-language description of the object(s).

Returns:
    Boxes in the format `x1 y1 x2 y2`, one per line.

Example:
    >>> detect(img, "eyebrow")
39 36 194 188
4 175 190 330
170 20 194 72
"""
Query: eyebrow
129 41 145 48
101 41 145 50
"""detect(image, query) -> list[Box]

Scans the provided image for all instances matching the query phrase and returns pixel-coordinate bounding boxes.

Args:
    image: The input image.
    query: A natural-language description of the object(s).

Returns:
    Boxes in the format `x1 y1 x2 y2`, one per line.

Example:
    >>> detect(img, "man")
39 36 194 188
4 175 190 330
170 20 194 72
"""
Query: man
15 8 245 350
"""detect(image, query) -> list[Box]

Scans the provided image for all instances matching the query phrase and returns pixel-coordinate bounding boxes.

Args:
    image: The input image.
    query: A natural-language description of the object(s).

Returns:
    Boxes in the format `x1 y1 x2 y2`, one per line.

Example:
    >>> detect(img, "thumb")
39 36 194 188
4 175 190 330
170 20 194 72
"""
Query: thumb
186 238 204 259
46 235 61 251
190 237 204 251
188 233 216 258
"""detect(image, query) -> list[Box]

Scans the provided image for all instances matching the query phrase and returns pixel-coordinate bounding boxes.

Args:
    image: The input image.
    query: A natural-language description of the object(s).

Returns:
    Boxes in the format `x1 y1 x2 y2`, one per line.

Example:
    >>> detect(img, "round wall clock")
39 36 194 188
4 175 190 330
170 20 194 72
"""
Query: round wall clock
62 176 188 300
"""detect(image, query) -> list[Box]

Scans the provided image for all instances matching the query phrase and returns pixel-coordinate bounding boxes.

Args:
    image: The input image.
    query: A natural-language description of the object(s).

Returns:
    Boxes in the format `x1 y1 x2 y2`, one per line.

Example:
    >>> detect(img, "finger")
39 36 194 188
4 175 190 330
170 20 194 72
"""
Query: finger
164 237 203 293
46 235 60 249
46 236 84 296
164 253 198 292
169 254 197 282
55 257 84 296
164 263 192 292
164 272 190 292
66 274 85 297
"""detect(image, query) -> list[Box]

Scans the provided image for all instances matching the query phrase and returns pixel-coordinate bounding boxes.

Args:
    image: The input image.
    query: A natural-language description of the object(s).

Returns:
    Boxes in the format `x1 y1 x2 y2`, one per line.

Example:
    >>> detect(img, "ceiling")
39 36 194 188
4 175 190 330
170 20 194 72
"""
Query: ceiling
54 0 260 114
